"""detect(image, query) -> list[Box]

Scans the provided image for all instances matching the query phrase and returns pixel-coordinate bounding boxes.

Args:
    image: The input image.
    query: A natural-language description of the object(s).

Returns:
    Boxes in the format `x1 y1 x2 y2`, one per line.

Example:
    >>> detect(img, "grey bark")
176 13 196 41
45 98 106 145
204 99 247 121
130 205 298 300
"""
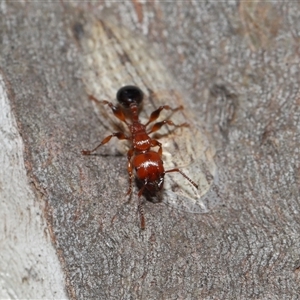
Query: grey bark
1 2 299 299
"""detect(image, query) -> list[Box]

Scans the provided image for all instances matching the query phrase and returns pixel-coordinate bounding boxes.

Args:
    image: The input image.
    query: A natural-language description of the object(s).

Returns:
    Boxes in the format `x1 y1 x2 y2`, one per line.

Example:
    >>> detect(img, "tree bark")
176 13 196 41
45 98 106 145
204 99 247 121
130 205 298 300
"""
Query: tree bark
1 2 299 299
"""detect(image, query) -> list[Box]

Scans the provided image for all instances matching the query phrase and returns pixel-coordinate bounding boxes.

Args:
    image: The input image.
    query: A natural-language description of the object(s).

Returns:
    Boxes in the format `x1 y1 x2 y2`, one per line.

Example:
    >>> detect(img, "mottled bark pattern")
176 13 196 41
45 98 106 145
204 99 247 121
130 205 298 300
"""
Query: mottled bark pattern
1 2 299 299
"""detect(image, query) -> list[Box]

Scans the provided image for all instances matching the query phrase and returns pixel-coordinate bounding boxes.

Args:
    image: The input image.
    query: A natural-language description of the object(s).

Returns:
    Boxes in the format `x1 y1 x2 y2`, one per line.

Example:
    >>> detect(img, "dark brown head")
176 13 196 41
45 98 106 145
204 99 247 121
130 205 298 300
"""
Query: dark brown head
137 175 165 199
145 175 164 194
133 151 165 196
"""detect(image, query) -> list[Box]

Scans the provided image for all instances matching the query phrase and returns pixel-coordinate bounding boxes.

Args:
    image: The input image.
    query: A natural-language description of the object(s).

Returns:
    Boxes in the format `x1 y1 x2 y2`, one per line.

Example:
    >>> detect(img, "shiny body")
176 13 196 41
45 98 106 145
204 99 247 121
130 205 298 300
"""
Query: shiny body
82 86 198 229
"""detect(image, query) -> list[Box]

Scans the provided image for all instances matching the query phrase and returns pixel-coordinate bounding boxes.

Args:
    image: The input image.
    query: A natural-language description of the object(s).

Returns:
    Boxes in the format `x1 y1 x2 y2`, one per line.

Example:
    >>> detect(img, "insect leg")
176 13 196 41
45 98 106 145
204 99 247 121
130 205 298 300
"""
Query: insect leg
145 105 184 126
81 132 128 155
137 185 146 230
89 95 128 124
126 148 134 197
150 139 163 157
165 168 198 189
148 119 189 134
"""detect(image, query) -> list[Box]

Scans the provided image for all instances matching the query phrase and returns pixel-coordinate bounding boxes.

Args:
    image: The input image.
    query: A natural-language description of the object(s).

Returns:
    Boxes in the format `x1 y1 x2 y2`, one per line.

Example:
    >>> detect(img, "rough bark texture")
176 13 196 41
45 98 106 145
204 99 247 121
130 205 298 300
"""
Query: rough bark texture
1 2 299 299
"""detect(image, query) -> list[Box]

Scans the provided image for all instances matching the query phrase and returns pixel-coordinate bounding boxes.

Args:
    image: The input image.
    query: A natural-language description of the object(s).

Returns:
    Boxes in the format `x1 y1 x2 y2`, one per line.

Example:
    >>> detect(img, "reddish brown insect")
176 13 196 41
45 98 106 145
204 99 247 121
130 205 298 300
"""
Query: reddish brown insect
82 85 198 229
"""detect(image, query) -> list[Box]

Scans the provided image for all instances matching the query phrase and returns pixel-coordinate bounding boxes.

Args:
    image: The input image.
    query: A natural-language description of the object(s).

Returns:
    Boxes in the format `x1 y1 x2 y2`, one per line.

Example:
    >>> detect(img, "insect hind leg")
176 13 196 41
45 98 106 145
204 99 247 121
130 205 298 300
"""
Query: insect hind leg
148 119 189 135
88 95 128 124
145 105 184 127
81 132 128 155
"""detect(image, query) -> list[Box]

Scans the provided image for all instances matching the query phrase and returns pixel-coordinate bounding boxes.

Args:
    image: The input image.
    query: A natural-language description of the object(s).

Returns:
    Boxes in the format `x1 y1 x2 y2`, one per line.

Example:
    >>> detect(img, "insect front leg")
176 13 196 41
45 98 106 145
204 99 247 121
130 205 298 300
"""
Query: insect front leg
138 195 146 230
150 139 163 157
127 149 146 230
81 132 128 155
126 148 134 197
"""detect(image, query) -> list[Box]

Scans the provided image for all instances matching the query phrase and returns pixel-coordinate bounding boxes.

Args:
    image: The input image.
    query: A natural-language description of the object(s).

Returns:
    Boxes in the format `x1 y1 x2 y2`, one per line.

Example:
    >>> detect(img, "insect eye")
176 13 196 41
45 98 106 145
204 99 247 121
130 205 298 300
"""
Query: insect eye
157 176 164 190
116 85 144 107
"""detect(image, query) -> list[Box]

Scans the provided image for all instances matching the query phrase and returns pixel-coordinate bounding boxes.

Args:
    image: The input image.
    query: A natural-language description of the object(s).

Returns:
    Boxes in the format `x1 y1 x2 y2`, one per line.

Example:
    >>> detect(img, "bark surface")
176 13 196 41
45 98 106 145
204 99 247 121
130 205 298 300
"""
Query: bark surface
1 2 299 299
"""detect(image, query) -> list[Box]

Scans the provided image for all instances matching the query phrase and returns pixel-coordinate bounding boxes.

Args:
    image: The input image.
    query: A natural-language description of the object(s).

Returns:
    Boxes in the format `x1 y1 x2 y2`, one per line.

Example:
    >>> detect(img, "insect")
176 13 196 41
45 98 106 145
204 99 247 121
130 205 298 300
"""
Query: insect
82 85 198 229
76 18 220 229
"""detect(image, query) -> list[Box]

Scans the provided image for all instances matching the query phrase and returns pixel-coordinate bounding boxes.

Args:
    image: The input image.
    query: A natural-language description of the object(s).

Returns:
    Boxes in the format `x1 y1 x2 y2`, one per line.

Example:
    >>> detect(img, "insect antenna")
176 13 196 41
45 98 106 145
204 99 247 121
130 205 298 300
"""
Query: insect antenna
165 168 198 189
